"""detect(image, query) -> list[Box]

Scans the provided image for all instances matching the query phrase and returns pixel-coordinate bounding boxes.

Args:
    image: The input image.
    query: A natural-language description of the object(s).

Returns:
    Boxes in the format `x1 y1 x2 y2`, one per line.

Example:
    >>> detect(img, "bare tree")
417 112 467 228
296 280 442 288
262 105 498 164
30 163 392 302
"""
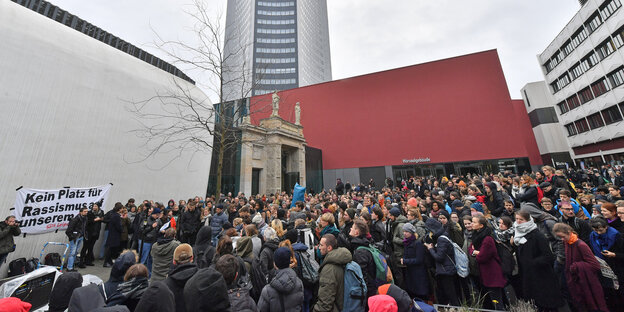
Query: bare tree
126 0 269 202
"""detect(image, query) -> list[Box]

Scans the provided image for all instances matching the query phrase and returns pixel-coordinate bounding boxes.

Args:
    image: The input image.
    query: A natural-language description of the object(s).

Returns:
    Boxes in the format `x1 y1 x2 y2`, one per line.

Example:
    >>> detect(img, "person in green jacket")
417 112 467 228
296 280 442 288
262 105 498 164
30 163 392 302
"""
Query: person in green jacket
313 234 352 312
0 215 20 269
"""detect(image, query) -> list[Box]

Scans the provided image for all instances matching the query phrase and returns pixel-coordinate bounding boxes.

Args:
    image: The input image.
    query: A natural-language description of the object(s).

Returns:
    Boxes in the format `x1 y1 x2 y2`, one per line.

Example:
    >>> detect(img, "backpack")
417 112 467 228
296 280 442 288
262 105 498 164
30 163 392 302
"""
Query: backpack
25 257 39 273
8 258 27 277
295 250 319 286
356 245 393 287
595 256 619 290
439 235 469 278
244 257 269 301
44 252 63 267
495 241 516 277
343 261 367 312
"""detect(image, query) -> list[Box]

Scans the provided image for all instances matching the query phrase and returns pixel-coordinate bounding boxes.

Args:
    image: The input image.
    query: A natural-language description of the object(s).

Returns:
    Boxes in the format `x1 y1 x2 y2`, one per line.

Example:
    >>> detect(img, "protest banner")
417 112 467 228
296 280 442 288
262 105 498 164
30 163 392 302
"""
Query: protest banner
14 184 112 234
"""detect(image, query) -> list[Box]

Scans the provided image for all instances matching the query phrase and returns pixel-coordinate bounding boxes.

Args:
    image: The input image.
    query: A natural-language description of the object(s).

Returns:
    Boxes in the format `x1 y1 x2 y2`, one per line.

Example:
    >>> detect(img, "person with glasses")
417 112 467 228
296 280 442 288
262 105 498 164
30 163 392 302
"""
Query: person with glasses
558 201 591 245
589 216 624 311
540 198 560 219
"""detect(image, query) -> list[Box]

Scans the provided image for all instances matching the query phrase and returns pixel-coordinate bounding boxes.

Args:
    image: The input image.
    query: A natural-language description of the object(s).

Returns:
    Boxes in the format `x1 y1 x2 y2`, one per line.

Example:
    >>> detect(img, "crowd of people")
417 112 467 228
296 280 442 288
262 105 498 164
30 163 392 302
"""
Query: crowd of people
3 165 624 312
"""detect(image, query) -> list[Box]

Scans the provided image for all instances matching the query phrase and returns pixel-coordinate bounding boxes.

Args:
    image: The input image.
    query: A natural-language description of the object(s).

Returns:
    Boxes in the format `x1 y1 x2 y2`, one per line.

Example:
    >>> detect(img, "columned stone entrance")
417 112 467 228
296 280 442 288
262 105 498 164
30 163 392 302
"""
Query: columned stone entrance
239 96 306 195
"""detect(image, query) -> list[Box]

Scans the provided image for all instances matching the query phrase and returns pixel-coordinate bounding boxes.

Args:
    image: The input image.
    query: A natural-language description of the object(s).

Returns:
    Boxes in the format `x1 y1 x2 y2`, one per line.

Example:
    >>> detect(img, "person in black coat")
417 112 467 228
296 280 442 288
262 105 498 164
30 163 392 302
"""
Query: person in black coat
66 207 88 271
335 178 344 195
183 267 231 312
81 203 104 266
104 205 123 267
193 226 216 268
401 223 429 300
165 255 198 312
516 176 540 207
513 210 564 310
178 203 201 244
424 218 460 306
348 220 377 298
48 272 83 312
134 281 175 312
484 182 505 217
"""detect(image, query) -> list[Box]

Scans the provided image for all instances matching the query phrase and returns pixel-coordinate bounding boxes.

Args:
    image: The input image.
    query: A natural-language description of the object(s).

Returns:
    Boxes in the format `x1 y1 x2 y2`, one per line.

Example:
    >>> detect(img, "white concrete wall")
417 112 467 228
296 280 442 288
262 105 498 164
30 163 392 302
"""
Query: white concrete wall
0 1 211 274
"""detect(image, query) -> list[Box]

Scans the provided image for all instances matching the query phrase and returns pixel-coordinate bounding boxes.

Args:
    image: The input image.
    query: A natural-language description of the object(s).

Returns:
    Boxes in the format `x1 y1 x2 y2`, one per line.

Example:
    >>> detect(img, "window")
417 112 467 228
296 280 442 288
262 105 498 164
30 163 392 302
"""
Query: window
257 67 296 74
256 47 296 53
544 59 555 73
570 62 584 79
551 81 561 93
562 40 574 56
587 112 605 129
558 101 570 114
571 26 589 48
607 66 624 87
600 0 621 20
255 57 296 64
567 94 582 110
257 37 296 44
585 12 603 33
591 78 610 97
578 87 595 104
257 28 295 34
257 1 295 7
613 25 624 48
257 19 295 25
575 118 591 133
565 123 578 136
258 78 297 85
580 51 599 72
601 105 623 124
257 10 294 16
556 73 571 91
596 38 616 59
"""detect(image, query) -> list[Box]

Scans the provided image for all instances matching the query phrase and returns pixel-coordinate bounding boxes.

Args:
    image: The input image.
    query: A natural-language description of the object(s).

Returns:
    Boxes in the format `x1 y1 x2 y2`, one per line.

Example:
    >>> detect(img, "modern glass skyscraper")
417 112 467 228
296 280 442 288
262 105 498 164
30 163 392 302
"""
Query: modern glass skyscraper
223 0 331 100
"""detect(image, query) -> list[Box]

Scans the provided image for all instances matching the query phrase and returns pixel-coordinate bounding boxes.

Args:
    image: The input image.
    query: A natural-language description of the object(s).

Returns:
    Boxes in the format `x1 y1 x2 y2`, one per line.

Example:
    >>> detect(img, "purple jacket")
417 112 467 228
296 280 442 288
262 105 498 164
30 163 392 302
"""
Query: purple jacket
469 236 506 288
564 239 608 312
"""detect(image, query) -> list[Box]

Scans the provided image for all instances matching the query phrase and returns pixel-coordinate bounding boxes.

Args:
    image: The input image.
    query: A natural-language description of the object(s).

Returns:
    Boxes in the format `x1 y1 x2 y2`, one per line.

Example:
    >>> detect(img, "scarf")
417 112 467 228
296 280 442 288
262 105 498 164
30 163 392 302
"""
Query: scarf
566 232 578 245
471 226 492 250
403 234 416 245
513 218 537 245
590 226 619 259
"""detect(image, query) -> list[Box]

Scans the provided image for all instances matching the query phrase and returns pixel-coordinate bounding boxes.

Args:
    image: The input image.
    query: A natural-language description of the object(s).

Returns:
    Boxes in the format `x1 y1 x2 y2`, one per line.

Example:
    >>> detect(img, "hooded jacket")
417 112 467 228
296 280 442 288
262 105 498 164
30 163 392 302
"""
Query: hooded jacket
164 263 198 312
391 215 408 266
193 226 216 268
69 284 106 312
184 267 231 312
313 247 352 312
102 251 137 300
150 237 181 282
0 297 31 312
134 281 176 312
48 272 83 312
367 295 398 312
260 239 280 275
349 235 377 298
106 277 149 311
257 268 304 312
210 211 228 239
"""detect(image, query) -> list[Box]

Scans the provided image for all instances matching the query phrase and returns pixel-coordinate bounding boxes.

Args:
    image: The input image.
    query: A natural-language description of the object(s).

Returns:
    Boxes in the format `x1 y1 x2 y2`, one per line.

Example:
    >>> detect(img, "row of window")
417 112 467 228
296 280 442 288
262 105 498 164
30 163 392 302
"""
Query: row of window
543 0 621 74
255 57 296 64
257 19 295 25
254 89 278 96
256 47 296 54
549 26 624 93
564 103 624 136
258 78 297 85
257 37 296 44
11 0 194 84
257 1 295 7
556 66 624 114
256 67 296 74
257 28 295 34
257 10 294 16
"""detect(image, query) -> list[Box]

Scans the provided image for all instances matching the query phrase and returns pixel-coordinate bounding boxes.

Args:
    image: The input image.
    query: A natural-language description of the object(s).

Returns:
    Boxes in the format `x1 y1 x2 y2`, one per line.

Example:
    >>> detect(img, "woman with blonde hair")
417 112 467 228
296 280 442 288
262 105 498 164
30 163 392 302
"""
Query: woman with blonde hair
271 219 286 240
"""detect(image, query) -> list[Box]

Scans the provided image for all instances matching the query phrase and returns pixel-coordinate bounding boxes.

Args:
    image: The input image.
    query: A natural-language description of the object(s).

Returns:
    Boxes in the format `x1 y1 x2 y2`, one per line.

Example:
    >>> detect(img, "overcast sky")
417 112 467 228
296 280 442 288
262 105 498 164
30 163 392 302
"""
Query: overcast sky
49 0 581 99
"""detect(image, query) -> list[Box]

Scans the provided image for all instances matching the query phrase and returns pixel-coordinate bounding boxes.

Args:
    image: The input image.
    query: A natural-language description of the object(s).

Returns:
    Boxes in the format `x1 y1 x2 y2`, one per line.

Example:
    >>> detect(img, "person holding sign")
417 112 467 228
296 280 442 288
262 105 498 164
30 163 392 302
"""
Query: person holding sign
65 207 88 272
0 215 21 269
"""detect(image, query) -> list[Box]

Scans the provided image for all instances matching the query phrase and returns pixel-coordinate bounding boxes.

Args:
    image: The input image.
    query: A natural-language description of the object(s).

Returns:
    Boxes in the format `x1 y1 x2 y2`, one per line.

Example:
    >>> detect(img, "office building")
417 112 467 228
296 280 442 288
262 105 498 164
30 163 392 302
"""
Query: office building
538 0 624 167
223 0 331 100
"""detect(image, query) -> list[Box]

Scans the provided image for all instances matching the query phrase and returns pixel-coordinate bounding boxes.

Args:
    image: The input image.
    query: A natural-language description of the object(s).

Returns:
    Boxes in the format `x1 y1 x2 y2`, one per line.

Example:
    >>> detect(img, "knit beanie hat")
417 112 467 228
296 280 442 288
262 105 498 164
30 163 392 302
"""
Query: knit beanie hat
402 223 416 234
407 197 418 207
389 207 401 217
273 247 291 270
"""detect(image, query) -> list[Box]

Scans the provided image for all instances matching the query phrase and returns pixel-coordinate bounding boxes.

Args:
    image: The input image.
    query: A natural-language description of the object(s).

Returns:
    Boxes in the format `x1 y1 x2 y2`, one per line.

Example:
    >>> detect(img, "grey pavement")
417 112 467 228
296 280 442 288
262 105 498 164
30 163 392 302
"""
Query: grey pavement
74 258 113 281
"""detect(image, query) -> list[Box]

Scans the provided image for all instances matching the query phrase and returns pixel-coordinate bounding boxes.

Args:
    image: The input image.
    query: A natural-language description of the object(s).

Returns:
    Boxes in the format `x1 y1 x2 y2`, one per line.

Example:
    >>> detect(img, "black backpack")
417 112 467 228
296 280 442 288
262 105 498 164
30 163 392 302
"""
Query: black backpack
44 253 62 267
25 257 39 272
495 241 516 277
8 258 27 277
244 257 269 301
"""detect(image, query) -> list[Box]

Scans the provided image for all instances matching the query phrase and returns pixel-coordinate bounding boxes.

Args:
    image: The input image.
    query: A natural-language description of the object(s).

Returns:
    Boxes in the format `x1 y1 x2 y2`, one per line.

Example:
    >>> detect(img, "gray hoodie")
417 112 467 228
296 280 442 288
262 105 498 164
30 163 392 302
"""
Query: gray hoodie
257 268 304 312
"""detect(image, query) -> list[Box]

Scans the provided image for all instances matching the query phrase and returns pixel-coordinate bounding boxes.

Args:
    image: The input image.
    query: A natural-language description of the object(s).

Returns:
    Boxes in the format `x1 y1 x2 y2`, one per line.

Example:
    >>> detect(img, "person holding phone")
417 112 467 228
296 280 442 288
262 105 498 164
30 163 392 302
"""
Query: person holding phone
589 216 624 310
0 215 21 269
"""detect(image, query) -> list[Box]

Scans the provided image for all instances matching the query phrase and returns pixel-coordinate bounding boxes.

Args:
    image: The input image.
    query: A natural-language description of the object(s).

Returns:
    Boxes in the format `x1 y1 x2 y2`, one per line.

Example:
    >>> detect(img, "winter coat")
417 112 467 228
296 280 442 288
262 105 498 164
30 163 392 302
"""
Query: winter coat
391 215 408 266
48 272 83 312
429 235 456 276
179 208 201 235
86 209 104 241
313 247 352 312
66 215 87 241
469 236 506 288
0 221 20 254
69 283 106 312
257 268 304 312
229 287 258 312
516 184 540 207
408 219 428 241
484 191 505 217
164 263 198 312
370 220 386 243
515 229 563 309
445 222 464 247
260 239 280 275
106 277 149 311
608 218 624 233
150 237 181 282
102 251 137 300
210 211 228 238
403 237 429 298
251 236 262 258
121 217 131 242
564 239 608 312
134 281 175 312
105 212 122 248
183 267 231 312
141 216 162 244
560 216 592 245
368 294 398 312
349 236 377 298
193 226 216 268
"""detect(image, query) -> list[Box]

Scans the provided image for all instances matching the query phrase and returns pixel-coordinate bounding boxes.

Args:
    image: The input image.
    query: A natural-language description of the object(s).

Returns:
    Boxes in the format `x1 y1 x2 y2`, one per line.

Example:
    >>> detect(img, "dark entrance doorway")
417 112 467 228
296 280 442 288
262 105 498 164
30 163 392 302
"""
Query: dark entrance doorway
252 168 261 195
